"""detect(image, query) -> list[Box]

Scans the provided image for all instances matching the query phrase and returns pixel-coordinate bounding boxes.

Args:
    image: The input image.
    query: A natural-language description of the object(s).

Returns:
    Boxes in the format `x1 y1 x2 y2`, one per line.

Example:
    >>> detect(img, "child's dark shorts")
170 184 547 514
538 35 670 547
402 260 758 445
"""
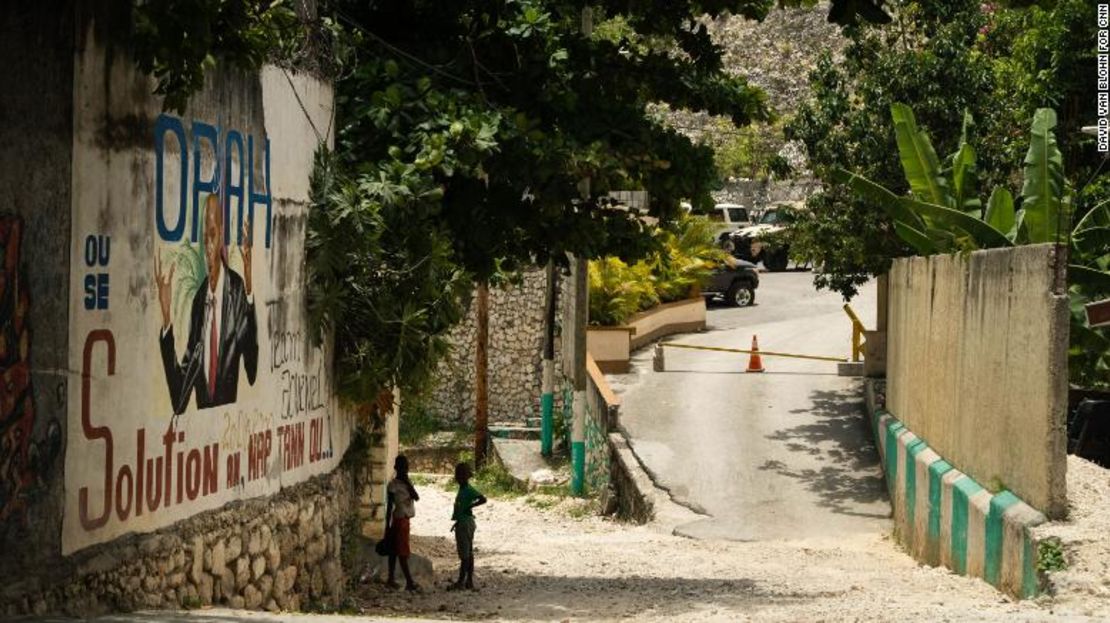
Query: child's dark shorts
455 516 476 559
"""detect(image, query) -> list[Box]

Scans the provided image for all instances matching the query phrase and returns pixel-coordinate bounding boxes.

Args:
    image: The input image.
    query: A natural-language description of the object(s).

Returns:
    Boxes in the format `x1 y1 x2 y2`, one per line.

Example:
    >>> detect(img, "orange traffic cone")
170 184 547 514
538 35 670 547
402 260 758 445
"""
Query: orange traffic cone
746 335 765 373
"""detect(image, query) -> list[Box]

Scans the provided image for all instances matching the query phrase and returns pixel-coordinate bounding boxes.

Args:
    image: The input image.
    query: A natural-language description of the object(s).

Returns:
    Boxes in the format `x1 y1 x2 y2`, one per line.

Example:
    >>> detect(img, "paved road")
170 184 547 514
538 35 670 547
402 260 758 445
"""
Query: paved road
609 271 890 541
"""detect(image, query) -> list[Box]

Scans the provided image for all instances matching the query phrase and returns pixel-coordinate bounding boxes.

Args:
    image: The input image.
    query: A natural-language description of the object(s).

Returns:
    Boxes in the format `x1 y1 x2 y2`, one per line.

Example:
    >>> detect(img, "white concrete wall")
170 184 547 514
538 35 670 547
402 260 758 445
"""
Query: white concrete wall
886 245 1068 517
62 20 350 553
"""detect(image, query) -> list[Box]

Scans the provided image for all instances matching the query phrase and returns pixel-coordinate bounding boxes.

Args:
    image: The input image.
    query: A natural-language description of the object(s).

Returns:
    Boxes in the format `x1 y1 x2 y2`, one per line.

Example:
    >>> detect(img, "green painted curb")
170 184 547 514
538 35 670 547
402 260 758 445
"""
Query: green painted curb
869 405 1043 599
985 491 1020 585
884 421 905 494
952 477 984 575
927 459 953 556
904 438 927 549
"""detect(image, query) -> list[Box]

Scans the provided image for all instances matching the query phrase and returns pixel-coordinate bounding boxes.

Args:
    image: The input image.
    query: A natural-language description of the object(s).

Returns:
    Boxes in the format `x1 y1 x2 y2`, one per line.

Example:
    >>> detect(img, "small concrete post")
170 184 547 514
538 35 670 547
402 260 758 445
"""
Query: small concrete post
653 343 665 372
541 358 555 455
571 391 586 496
569 255 588 496
541 260 557 456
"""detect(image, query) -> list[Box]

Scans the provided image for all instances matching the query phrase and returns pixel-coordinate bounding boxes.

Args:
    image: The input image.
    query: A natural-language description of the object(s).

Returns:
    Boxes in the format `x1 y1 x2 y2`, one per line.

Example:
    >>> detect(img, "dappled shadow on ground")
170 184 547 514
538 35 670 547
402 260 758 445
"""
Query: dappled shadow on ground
760 387 888 518
351 572 833 621
33 573 835 623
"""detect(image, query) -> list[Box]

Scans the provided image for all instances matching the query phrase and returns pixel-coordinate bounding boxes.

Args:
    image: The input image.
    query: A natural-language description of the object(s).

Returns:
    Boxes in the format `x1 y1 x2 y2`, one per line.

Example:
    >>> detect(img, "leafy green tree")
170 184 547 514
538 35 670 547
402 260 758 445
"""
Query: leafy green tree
980 0 1098 184
788 0 1102 299
787 0 997 298
306 151 471 402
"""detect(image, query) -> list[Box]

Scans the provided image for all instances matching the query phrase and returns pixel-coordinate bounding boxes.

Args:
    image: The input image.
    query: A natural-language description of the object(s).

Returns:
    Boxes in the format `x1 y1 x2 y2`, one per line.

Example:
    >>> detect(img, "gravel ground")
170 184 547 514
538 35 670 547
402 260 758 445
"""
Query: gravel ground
349 475 1102 622
1033 455 1110 619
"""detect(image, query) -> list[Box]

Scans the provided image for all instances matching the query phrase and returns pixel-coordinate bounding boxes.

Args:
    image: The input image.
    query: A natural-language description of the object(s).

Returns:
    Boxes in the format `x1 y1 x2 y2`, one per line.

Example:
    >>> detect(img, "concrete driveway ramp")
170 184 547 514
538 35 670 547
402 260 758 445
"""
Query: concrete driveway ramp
612 273 890 542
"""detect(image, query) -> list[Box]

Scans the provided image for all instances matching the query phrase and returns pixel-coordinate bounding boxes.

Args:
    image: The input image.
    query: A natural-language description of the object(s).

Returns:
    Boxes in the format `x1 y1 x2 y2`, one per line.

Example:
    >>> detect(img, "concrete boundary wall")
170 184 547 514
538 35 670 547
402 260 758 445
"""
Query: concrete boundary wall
886 245 1068 517
869 405 1044 599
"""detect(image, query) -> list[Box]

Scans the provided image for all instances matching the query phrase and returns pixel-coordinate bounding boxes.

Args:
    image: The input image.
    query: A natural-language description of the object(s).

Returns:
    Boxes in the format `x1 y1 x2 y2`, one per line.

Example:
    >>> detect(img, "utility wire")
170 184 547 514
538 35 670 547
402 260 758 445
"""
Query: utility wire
333 9 479 87
281 67 326 145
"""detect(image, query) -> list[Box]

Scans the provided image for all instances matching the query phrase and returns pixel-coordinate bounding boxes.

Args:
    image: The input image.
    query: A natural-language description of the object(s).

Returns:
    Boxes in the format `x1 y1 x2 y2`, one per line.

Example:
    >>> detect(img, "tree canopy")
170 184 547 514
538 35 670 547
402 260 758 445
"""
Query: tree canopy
129 0 895 401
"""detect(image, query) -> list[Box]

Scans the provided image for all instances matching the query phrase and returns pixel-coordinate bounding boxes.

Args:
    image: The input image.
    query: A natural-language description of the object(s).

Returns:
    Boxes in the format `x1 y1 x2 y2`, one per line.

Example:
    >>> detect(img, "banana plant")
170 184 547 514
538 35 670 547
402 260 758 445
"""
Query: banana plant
835 104 1071 252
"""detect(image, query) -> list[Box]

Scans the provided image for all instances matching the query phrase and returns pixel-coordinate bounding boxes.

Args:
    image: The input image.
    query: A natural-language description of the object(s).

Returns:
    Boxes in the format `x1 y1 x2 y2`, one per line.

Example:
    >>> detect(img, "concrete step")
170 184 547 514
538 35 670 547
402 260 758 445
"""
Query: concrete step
490 438 568 490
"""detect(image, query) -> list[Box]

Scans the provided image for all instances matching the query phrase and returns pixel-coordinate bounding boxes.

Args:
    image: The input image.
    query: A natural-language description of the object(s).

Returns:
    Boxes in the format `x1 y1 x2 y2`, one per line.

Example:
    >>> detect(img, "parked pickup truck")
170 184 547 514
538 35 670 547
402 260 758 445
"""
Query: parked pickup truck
702 256 760 307
710 203 754 241
682 202 755 242
724 203 801 272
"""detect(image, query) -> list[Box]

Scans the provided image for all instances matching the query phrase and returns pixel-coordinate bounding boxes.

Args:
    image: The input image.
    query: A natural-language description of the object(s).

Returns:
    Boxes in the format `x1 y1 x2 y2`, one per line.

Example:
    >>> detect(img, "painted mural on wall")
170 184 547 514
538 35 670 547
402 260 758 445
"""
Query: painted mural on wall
0 217 61 531
62 39 347 554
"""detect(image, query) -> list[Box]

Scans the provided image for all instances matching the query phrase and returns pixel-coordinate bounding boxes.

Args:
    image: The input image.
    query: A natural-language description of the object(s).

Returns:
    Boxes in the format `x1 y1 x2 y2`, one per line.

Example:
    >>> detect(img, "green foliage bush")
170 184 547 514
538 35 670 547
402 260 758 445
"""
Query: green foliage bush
650 216 727 303
588 258 658 327
1037 538 1067 574
588 215 725 326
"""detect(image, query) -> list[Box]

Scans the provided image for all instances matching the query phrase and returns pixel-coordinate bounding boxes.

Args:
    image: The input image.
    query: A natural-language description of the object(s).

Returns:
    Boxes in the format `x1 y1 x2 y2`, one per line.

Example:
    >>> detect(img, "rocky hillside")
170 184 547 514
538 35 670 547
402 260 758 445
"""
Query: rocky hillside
711 3 847 117
663 3 847 203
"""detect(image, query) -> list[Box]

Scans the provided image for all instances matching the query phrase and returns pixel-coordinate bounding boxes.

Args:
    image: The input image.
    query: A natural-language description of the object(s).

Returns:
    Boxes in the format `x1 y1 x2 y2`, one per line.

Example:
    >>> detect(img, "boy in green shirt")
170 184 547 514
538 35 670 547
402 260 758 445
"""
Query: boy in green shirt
448 462 487 590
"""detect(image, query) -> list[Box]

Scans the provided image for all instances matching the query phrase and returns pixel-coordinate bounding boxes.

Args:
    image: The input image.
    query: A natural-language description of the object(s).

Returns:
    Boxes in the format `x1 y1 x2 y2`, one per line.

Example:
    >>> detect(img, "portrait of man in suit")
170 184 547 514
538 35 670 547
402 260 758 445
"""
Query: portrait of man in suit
155 194 258 414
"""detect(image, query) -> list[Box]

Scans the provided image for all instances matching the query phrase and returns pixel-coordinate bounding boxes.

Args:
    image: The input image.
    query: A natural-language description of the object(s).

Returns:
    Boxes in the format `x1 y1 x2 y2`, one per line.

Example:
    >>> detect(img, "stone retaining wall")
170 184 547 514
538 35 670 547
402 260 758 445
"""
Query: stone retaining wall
426 268 566 425
606 433 657 523
2 467 357 617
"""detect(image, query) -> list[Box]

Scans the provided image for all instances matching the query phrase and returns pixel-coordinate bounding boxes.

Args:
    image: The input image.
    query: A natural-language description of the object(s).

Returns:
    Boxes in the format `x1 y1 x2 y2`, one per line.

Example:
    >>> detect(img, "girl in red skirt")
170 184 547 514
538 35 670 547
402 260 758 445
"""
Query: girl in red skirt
386 454 420 591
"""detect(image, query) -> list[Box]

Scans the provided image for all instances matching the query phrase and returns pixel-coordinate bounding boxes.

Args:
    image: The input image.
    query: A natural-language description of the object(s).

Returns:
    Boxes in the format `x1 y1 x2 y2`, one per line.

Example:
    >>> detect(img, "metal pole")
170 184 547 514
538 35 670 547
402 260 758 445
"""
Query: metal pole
843 304 867 362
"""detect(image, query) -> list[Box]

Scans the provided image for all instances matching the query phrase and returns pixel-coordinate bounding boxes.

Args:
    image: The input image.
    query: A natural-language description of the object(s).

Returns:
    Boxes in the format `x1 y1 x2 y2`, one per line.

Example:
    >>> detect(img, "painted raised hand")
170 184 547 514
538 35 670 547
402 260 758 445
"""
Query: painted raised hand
240 217 253 296
155 250 174 330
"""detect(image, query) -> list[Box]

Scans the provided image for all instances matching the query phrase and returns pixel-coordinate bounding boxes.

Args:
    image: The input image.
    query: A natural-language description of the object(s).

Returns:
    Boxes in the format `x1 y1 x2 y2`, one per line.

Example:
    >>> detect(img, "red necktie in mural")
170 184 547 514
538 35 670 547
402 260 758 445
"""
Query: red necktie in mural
208 298 217 399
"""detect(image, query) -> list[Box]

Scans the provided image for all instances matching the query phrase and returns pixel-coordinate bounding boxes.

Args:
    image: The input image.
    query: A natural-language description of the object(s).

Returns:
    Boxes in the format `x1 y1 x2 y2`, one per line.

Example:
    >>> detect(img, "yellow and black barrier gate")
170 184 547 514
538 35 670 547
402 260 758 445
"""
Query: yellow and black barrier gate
651 305 870 373
652 341 848 373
